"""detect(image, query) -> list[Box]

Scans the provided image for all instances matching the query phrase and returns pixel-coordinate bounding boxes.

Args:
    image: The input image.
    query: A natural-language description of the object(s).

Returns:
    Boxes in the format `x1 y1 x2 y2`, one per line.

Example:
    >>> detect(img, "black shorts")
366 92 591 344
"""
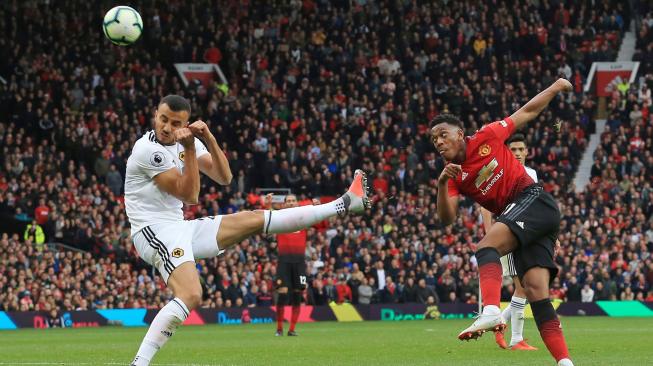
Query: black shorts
276 261 307 290
496 185 560 283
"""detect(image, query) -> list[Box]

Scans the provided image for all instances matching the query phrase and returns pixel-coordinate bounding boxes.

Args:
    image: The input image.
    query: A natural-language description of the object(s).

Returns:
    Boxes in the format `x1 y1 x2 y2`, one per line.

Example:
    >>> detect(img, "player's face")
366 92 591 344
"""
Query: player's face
431 123 464 162
284 195 298 208
509 141 527 165
154 103 190 145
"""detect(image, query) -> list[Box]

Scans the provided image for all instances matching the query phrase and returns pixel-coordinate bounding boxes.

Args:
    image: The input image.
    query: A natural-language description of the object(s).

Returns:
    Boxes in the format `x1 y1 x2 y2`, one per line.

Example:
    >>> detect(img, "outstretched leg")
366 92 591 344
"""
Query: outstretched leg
216 170 370 248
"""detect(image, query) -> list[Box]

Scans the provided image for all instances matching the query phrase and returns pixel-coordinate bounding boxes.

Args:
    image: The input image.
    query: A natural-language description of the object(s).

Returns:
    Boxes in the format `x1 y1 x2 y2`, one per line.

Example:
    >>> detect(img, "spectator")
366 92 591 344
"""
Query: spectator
357 278 373 305
416 279 439 305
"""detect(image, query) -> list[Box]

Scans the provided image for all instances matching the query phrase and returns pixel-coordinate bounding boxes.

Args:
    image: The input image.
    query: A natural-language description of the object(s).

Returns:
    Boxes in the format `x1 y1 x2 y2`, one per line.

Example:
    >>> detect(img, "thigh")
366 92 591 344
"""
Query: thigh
191 215 225 259
216 210 265 248
477 221 519 256
167 261 202 300
276 261 293 289
513 235 559 286
496 186 560 249
291 262 308 291
137 223 195 283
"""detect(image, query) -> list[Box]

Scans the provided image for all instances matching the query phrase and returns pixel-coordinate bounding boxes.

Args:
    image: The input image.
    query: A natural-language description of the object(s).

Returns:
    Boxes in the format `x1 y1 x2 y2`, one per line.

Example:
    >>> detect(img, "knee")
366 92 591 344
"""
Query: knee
180 288 203 310
521 280 546 301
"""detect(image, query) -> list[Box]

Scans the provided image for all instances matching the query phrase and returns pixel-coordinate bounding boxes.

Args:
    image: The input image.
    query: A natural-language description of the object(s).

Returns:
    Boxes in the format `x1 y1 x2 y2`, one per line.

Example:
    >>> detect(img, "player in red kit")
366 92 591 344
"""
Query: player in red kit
266 194 317 336
432 78 574 366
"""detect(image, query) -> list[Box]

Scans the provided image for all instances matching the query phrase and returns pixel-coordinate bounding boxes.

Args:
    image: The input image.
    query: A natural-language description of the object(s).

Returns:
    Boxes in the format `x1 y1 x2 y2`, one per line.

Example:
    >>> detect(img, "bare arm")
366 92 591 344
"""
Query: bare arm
154 128 200 204
480 207 493 233
436 164 461 226
510 78 572 130
190 121 233 185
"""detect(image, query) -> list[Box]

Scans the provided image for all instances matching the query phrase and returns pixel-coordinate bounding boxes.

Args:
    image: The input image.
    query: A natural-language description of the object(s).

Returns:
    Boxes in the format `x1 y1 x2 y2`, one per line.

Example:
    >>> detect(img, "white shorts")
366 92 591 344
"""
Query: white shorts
132 216 225 283
500 252 517 277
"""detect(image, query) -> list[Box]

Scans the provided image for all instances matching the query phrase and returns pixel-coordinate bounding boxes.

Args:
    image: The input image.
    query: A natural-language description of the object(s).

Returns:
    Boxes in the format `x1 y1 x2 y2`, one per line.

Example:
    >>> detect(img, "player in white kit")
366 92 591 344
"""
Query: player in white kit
126 95 371 366
480 133 538 351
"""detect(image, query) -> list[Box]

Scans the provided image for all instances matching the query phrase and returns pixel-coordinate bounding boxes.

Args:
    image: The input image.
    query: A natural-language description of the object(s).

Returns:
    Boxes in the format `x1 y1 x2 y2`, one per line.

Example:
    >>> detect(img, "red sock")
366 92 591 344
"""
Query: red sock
479 262 502 307
289 305 300 332
276 305 285 331
538 318 570 362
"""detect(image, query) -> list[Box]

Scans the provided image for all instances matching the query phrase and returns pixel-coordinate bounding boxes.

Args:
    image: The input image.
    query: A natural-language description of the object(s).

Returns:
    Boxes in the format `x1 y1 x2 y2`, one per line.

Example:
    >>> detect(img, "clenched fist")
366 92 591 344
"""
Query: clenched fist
174 128 195 148
555 78 572 93
189 120 211 140
439 163 462 184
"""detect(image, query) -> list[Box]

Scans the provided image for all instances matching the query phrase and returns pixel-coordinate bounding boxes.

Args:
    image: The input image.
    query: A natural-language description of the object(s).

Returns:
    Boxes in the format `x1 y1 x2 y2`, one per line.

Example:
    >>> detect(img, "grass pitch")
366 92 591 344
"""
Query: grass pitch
0 317 651 365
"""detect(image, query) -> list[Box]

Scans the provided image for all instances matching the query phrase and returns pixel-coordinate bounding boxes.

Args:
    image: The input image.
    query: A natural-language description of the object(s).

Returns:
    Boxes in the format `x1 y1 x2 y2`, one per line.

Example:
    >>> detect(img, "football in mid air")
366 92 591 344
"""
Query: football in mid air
102 6 143 46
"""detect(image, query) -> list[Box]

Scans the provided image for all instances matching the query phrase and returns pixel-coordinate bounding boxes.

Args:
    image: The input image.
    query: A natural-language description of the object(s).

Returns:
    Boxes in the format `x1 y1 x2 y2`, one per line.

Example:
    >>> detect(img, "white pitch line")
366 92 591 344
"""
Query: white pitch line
0 363 225 366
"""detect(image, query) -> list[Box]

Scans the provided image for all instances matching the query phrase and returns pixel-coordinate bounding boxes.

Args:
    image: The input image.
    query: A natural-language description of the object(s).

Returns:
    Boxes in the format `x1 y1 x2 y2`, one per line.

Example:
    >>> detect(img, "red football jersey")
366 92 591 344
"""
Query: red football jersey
447 117 534 215
277 230 307 263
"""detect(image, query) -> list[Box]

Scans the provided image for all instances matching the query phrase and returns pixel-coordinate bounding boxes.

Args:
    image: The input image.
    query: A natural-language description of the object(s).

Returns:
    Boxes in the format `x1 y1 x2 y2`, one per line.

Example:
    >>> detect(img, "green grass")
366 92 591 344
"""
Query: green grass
1 317 652 365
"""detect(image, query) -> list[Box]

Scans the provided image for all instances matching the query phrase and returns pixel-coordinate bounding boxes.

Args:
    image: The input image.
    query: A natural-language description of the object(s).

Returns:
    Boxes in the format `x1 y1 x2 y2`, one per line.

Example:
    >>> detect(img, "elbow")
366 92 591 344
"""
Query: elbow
218 173 233 186
185 196 199 205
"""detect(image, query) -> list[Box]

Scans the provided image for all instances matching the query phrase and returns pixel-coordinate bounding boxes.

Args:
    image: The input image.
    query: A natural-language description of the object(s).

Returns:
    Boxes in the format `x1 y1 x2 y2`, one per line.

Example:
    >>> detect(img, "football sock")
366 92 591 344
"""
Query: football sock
531 298 570 362
132 298 189 366
476 247 502 308
289 305 300 332
289 292 302 332
509 296 527 345
276 293 288 332
263 198 346 234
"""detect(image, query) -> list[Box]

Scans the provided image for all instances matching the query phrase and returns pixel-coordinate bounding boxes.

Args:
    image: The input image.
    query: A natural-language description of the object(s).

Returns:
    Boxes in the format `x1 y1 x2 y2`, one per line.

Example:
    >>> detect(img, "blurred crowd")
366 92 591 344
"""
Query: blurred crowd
1 0 652 314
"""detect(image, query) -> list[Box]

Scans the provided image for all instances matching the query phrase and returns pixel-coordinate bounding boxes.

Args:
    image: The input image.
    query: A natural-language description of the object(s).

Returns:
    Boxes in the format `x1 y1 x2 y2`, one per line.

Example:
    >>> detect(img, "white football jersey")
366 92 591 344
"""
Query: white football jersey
525 166 538 182
125 131 209 235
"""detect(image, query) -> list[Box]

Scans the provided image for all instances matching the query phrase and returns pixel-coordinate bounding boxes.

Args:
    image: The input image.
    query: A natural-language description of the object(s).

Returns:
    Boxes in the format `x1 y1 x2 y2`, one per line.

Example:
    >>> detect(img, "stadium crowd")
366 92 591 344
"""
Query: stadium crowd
1 0 652 314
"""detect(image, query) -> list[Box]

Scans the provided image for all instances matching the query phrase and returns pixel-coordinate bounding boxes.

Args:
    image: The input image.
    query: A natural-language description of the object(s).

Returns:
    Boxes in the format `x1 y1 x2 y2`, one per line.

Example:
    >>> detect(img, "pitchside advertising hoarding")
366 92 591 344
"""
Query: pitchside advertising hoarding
1 302 652 329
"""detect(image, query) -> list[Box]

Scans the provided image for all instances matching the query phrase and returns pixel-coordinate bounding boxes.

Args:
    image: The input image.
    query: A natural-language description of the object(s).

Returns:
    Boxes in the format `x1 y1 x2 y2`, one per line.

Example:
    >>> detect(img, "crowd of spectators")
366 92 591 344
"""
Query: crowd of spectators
1 0 652 314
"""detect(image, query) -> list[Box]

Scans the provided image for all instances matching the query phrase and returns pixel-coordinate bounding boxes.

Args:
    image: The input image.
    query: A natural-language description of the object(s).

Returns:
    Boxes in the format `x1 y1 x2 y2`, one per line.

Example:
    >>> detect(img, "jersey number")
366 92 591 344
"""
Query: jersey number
299 276 307 285
475 158 499 188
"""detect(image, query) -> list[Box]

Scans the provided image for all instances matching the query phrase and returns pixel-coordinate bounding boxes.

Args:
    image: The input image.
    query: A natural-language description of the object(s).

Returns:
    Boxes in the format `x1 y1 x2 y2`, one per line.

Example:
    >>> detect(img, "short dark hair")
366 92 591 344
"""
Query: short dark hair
506 133 527 146
159 95 191 113
430 114 463 130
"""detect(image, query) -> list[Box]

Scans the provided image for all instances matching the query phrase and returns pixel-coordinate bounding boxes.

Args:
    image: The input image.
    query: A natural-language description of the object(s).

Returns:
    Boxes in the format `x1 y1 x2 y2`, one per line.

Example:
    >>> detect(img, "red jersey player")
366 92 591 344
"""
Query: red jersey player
266 193 318 337
432 78 574 366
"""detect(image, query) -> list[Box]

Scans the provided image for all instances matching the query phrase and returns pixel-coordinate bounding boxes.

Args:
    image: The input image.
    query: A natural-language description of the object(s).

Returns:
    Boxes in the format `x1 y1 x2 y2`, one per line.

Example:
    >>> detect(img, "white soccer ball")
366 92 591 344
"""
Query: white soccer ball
102 6 143 46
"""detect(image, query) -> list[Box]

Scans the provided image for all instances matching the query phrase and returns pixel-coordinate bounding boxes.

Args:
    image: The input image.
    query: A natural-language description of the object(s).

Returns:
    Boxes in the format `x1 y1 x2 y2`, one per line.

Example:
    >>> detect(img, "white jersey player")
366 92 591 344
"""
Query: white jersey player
126 95 371 366
480 133 539 351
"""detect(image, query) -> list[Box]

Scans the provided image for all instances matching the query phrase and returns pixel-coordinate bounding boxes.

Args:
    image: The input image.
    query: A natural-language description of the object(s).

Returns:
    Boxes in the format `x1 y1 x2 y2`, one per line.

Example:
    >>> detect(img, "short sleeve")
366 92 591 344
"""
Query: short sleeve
447 178 459 197
194 137 209 158
131 141 175 179
477 117 515 142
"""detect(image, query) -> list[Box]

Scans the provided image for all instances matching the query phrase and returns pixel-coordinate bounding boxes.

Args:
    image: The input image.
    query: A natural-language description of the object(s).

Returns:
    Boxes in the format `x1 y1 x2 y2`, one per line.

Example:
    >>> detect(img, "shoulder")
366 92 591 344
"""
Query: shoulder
131 132 172 165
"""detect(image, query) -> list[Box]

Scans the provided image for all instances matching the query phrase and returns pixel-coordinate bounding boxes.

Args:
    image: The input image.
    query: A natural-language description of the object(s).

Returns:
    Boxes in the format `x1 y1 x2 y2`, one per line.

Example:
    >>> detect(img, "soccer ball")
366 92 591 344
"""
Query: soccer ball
102 6 143 46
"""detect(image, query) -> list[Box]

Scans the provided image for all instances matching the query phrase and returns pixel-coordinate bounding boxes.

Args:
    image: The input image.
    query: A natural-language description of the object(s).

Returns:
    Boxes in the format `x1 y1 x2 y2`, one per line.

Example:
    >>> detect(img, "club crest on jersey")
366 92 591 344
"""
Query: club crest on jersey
462 172 469 181
150 151 165 167
179 151 185 162
171 248 184 258
478 144 491 157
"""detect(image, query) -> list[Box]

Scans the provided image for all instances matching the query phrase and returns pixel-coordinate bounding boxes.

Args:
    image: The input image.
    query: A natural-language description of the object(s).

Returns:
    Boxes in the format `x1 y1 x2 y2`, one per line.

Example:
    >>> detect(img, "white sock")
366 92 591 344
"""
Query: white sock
509 296 527 346
132 298 189 366
263 198 345 234
501 303 511 323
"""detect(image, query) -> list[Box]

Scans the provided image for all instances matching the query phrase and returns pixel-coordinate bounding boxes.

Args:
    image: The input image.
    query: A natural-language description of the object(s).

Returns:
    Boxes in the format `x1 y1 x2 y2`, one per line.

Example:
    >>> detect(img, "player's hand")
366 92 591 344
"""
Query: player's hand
264 193 274 208
174 128 195 148
188 120 211 140
439 164 461 183
554 78 572 93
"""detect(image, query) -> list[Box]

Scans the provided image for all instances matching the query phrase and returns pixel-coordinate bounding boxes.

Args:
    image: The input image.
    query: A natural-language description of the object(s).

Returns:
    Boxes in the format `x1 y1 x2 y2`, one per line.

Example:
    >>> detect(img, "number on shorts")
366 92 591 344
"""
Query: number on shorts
299 276 307 285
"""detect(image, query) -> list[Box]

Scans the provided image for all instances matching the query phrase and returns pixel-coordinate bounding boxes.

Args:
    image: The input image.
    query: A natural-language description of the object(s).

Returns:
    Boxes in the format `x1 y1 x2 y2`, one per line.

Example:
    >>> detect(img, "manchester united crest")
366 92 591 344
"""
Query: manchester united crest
478 144 491 157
